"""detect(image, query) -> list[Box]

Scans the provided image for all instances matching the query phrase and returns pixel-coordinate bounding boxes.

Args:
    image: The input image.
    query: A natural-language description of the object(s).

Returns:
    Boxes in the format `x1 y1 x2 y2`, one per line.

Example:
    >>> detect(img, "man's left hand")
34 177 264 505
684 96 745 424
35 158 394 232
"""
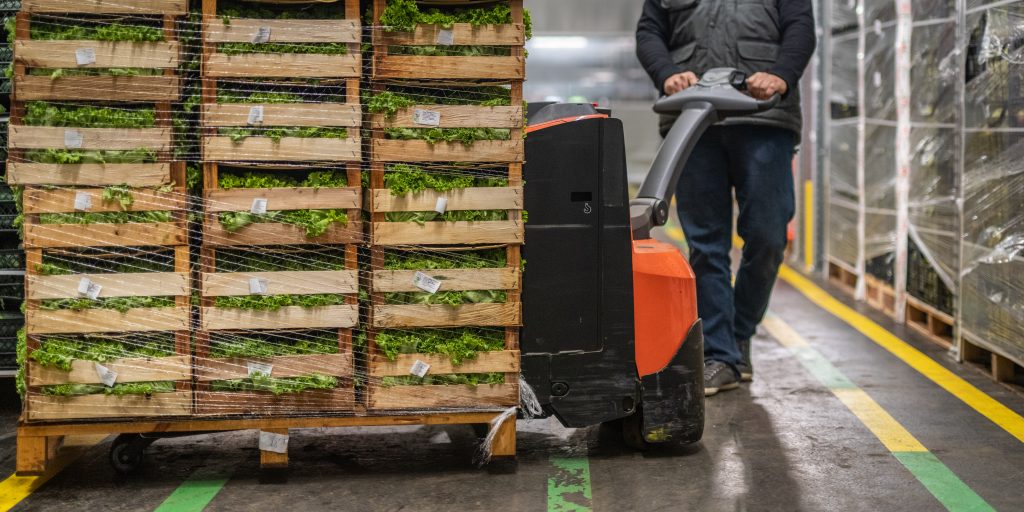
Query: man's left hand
746 72 788 100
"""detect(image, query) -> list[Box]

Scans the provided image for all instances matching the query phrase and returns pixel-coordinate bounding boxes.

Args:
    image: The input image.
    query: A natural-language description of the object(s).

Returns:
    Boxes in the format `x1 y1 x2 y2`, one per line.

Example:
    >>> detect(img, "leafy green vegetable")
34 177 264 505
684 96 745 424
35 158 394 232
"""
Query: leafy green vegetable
381 373 505 387
375 328 505 365
383 164 507 196
216 249 348 272
31 21 163 42
384 209 507 224
26 148 156 165
24 102 155 128
383 249 506 271
384 289 506 306
30 336 175 371
219 209 349 238
219 126 348 144
217 90 303 104
379 0 531 39
43 381 175 397
210 373 337 395
384 127 510 145
40 296 175 312
218 42 348 56
214 293 348 311
210 333 338 359
40 210 172 225
219 0 347 20
367 88 510 119
387 45 510 57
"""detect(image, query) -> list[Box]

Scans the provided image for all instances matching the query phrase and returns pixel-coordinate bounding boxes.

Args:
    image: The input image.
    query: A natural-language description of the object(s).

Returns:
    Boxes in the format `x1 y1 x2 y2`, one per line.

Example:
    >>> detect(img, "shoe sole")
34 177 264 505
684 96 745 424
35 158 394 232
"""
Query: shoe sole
704 381 740 397
740 373 753 382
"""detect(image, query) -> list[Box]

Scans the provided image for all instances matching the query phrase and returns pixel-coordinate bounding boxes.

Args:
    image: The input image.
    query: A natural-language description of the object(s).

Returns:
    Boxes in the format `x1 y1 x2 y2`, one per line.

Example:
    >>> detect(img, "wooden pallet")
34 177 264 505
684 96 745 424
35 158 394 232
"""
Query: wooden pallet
827 258 858 296
371 0 525 81
960 331 1024 389
200 0 361 163
16 410 516 474
864 274 896 319
905 295 954 349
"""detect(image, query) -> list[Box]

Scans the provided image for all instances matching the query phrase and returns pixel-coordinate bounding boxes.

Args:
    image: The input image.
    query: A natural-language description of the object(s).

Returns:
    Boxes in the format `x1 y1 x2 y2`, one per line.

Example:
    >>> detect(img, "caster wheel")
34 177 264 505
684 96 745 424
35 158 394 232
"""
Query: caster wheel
109 434 151 475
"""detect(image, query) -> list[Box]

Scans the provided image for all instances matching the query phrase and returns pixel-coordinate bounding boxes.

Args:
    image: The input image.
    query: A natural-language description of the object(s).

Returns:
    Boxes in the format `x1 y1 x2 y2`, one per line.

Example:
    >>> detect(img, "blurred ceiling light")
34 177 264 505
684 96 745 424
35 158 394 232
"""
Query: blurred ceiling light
531 36 588 49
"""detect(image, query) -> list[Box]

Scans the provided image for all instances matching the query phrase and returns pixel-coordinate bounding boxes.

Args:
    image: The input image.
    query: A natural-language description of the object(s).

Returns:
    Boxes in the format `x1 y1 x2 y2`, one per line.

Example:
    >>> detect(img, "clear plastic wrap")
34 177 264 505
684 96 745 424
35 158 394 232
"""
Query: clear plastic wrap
964 6 1024 129
831 35 860 119
864 27 897 121
864 122 897 281
828 124 860 267
831 0 858 34
910 22 960 124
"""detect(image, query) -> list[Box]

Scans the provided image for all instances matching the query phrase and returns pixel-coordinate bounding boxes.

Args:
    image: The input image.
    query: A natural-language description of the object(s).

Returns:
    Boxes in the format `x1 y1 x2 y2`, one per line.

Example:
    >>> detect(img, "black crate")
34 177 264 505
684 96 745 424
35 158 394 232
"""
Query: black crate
0 200 16 230
0 311 21 338
0 248 23 269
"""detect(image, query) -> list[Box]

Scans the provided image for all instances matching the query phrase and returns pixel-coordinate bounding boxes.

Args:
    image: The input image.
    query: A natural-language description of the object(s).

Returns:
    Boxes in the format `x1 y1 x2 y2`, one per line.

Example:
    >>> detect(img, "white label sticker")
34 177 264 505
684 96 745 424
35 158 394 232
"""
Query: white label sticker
874 18 883 36
95 363 118 387
434 197 448 214
248 278 269 295
74 191 93 211
75 47 96 66
252 26 272 43
412 271 442 294
64 129 84 149
413 109 441 127
251 198 268 214
248 361 274 377
77 277 102 300
247 105 264 125
436 28 455 46
259 431 289 454
409 359 431 378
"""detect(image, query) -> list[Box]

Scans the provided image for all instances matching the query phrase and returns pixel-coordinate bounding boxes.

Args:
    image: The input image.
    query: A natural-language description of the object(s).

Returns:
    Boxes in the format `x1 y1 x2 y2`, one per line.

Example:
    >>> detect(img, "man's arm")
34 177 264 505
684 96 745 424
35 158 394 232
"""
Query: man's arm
636 0 682 95
768 0 817 95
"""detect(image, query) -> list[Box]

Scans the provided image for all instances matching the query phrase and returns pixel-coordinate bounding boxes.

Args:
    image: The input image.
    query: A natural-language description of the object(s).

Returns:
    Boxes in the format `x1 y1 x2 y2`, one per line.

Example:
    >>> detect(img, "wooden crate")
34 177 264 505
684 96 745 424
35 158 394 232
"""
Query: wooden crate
961 331 1024 389
200 0 362 163
371 0 525 81
905 294 953 349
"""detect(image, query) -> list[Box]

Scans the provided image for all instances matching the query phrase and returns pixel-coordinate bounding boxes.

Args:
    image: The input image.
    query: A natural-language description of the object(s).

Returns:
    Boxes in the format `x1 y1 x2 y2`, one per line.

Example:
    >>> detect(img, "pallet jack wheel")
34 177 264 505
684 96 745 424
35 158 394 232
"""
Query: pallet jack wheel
109 434 155 475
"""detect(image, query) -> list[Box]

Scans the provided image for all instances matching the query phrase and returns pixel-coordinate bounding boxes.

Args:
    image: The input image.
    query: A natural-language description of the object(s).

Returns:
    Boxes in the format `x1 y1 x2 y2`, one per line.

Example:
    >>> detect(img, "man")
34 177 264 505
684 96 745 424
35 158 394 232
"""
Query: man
636 0 816 396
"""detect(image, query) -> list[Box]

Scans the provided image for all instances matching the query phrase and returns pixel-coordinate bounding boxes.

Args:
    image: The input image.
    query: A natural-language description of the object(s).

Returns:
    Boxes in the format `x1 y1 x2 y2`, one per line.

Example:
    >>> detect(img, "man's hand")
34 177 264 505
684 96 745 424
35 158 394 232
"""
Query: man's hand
663 71 699 95
746 72 788 100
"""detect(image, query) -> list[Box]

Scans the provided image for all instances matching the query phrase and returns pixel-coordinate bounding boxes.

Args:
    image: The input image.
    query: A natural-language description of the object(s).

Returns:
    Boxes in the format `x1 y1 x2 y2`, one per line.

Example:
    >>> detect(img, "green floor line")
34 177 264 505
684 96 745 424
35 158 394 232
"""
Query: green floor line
547 456 593 512
765 314 994 512
152 466 233 512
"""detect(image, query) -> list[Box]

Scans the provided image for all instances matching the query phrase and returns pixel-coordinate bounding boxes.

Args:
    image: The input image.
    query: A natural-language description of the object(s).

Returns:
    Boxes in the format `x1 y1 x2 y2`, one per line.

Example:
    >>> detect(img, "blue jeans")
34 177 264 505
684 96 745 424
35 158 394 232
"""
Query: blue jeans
674 124 796 375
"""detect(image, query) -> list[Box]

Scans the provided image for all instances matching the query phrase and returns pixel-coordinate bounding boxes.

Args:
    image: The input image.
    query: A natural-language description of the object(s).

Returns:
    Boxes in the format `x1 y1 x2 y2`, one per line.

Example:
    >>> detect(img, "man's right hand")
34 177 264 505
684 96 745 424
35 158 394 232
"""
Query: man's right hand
663 71 699 95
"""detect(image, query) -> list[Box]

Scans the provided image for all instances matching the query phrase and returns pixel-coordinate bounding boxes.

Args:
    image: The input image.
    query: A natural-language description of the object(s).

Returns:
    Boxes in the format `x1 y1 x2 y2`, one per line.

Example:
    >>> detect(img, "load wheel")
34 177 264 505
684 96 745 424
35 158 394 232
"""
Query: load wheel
615 404 704 451
109 434 156 475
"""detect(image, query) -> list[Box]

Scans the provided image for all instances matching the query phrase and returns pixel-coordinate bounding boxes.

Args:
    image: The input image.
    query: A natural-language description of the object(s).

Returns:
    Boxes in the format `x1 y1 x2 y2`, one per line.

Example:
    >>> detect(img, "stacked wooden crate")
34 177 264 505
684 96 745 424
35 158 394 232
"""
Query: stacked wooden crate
366 0 525 410
9 0 191 420
195 0 362 416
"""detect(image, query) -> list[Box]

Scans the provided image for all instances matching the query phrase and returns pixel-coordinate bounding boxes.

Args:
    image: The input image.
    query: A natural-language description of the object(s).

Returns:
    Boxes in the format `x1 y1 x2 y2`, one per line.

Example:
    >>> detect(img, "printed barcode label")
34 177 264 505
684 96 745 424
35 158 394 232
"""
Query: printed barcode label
436 28 455 46
247 105 264 125
413 109 441 127
252 26 272 44
259 431 289 454
249 278 269 295
95 363 118 387
75 47 96 66
64 129 84 149
74 191 93 211
251 198 268 214
248 361 274 377
434 197 448 214
77 277 102 300
409 359 430 378
412 271 441 294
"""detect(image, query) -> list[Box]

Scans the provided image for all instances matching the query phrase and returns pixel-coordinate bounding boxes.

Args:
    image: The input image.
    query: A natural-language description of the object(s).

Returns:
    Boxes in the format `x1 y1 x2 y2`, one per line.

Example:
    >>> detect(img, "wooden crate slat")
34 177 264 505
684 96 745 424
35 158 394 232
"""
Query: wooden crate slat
375 23 525 46
196 353 353 382
7 163 172 187
24 222 186 248
371 350 519 377
22 0 187 14
202 270 358 297
10 126 172 152
372 139 522 163
26 307 190 334
15 41 179 69
27 272 188 300
14 75 180 102
26 392 191 421
204 103 361 128
203 136 361 162
372 303 521 328
201 305 359 330
369 383 518 410
371 187 522 213
206 187 360 212
28 356 191 386
202 220 363 246
206 19 360 43
371 105 523 129
194 388 355 417
23 188 185 214
372 220 522 245
374 55 524 80
205 53 360 78
373 268 519 293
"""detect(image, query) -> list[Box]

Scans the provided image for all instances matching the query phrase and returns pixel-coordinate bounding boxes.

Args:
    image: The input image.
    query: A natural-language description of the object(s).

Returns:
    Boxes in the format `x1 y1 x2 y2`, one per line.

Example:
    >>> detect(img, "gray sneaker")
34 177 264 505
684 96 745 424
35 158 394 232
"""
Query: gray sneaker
737 339 753 382
704 360 740 397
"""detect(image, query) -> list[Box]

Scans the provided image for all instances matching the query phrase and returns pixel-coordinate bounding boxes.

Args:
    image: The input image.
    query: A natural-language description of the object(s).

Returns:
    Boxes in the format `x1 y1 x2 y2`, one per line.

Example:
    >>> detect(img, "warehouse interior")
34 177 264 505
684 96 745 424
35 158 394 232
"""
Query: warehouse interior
1 0 1023 510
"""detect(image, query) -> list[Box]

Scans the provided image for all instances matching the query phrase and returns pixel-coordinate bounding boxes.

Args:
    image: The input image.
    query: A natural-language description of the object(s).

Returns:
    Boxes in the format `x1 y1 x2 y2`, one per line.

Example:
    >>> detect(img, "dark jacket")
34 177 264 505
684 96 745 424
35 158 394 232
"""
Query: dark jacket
636 0 816 137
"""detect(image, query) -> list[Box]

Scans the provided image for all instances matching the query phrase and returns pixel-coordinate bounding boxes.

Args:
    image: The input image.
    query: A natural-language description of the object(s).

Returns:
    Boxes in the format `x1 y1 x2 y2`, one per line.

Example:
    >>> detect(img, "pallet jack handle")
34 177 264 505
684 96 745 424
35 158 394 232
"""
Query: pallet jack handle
630 68 780 240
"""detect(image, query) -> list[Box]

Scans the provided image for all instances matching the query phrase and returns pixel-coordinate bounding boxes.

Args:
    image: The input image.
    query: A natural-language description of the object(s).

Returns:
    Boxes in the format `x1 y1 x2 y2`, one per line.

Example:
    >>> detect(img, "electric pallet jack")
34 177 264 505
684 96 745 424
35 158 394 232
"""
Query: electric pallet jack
521 68 779 448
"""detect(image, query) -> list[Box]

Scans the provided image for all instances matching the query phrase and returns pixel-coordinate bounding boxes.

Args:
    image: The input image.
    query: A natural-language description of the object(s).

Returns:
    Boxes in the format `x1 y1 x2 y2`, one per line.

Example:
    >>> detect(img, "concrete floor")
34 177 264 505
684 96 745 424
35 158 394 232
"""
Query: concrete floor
2 277 1023 511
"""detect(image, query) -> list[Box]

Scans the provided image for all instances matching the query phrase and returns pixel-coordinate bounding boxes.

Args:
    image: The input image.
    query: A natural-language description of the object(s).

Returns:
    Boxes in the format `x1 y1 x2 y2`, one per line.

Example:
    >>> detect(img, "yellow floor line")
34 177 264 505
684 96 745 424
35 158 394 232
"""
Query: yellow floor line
0 435 106 511
831 388 928 453
778 265 1024 444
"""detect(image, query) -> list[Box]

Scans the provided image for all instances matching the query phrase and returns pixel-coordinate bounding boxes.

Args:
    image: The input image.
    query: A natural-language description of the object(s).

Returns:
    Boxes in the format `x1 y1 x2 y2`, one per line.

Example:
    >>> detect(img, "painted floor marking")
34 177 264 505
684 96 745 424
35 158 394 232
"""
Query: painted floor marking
152 465 234 512
0 434 106 511
547 456 593 512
